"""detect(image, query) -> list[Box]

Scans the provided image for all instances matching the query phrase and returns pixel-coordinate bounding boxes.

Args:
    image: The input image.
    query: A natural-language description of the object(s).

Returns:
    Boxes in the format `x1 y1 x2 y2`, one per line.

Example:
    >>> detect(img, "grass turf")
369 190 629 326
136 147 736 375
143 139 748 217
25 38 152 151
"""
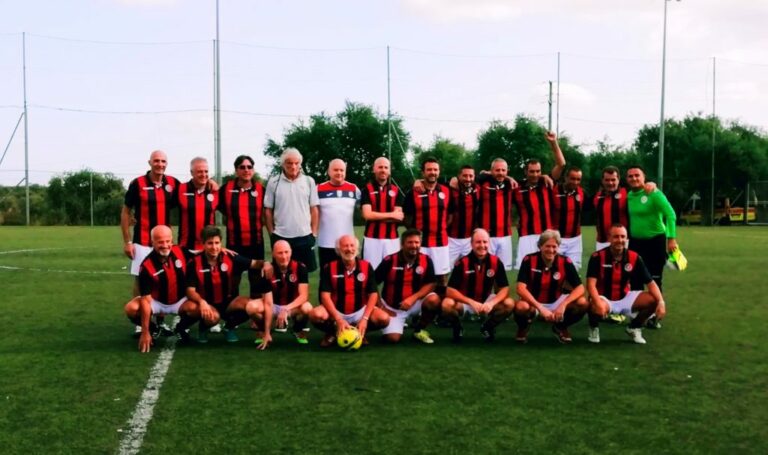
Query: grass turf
0 226 766 454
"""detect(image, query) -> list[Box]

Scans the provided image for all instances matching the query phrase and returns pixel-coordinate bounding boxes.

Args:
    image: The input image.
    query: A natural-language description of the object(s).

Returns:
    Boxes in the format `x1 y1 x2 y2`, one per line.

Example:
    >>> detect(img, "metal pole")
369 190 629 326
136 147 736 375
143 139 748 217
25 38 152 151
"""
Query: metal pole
547 81 553 131
214 0 222 183
90 170 94 227
658 0 669 190
556 51 560 136
386 45 392 163
710 57 716 226
22 32 30 226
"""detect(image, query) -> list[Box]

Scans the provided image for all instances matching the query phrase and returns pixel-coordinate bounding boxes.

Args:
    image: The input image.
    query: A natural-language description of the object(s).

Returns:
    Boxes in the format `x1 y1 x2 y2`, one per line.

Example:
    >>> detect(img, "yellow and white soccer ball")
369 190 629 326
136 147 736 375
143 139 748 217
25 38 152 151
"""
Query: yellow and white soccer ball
337 327 363 351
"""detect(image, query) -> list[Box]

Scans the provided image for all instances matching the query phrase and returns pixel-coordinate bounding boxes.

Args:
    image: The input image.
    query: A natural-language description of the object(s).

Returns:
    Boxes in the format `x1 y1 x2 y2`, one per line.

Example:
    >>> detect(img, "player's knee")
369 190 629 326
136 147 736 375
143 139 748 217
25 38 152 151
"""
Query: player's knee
298 301 312 315
384 333 401 343
441 298 455 314
423 293 440 310
245 299 263 317
309 306 327 323
514 300 530 314
574 297 589 311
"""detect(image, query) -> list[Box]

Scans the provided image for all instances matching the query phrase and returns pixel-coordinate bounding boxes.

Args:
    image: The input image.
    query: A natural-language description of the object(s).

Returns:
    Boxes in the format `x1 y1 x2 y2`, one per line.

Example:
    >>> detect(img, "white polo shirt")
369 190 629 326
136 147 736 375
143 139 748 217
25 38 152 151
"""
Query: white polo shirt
264 172 319 238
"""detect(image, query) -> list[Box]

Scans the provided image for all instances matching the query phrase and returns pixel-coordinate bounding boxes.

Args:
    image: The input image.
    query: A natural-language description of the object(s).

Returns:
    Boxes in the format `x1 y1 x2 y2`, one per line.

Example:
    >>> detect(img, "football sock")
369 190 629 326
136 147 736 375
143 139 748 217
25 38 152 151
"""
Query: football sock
588 313 602 329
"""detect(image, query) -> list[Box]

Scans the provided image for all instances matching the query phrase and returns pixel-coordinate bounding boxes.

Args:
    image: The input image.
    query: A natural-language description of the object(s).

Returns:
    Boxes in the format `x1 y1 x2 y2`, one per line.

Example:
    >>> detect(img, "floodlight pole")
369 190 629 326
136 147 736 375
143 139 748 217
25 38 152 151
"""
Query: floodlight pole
556 51 561 136
710 57 716 226
547 81 553 131
386 45 392 163
658 0 680 191
90 170 94 227
22 32 30 226
214 0 222 183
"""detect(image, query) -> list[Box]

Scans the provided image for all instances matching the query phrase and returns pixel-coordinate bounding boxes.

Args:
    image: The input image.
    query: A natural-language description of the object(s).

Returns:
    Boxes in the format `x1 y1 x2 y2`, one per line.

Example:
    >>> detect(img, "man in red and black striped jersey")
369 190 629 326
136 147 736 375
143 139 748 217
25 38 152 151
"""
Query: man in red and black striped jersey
375 228 440 344
512 132 564 270
183 226 271 347
310 235 390 347
403 158 452 283
585 224 665 345
362 157 404 270
124 225 194 353
246 240 312 346
447 165 479 265
592 166 630 251
176 157 218 250
442 229 515 343
475 159 517 271
316 159 361 270
217 155 271 299
121 150 180 286
552 165 587 268
513 229 587 344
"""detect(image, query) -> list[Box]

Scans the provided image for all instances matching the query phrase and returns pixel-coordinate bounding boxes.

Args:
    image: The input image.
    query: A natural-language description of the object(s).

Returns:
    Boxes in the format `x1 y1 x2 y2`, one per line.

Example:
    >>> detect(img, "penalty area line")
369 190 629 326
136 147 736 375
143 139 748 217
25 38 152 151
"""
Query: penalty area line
116 328 178 455
0 265 124 275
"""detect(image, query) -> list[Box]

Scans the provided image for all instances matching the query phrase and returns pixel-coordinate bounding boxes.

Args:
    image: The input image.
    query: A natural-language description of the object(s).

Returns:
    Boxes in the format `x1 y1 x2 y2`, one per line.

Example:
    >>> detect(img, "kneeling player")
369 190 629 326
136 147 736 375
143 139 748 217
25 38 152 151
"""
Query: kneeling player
124 225 196 353
183 225 270 345
375 228 440 344
247 240 312 346
513 229 587 344
586 224 666 344
309 235 390 347
441 229 515 342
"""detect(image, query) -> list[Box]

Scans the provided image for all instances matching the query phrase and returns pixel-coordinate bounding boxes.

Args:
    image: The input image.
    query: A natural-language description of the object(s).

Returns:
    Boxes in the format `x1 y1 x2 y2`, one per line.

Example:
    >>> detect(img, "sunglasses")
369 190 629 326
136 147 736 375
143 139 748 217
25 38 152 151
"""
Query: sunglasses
238 164 253 170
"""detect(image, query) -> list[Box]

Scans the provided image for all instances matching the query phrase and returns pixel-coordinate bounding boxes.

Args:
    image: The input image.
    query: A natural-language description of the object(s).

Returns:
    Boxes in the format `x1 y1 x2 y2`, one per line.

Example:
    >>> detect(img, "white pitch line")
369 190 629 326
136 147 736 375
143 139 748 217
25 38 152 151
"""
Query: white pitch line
116 334 178 455
0 247 68 255
0 265 124 275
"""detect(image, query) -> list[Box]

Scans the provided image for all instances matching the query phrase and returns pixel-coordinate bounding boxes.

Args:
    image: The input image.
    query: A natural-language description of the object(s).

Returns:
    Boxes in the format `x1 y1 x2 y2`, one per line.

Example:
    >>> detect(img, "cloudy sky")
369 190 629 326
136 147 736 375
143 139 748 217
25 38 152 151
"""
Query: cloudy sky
1 0 766 185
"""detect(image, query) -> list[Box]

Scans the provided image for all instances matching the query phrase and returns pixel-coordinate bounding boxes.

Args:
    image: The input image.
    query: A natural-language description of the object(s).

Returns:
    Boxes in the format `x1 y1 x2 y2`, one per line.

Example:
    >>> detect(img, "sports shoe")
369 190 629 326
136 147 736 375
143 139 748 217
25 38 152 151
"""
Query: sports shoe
225 328 239 343
625 327 647 344
606 314 627 325
174 327 192 345
275 318 288 333
645 316 662 330
209 323 223 333
412 330 434 344
319 334 336 348
480 323 496 342
149 321 161 339
587 326 600 343
451 324 464 343
157 322 174 337
552 325 572 344
197 328 209 344
293 331 309 345
515 326 530 344
132 325 143 338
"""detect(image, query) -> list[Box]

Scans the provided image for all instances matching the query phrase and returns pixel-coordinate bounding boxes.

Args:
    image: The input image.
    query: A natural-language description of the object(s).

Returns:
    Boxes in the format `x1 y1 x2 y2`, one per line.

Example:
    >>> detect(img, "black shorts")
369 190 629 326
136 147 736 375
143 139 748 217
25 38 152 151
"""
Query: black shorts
318 247 339 271
270 233 317 273
229 243 265 261
629 234 667 290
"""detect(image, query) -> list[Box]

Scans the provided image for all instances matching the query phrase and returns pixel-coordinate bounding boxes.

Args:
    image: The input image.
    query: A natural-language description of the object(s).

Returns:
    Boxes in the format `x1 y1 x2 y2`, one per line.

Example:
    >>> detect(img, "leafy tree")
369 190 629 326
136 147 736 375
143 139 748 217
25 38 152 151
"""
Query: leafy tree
45 169 125 225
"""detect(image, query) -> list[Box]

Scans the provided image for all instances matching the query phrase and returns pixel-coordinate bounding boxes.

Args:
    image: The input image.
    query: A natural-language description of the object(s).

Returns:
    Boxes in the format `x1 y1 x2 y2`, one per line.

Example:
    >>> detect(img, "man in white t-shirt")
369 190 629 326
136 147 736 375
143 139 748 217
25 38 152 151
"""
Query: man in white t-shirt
316 159 361 270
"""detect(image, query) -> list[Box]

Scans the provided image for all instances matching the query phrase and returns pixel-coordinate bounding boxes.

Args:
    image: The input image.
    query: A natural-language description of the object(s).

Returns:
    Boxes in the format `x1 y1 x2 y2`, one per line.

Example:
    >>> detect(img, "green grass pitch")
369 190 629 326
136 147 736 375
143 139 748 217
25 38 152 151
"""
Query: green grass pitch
0 226 767 454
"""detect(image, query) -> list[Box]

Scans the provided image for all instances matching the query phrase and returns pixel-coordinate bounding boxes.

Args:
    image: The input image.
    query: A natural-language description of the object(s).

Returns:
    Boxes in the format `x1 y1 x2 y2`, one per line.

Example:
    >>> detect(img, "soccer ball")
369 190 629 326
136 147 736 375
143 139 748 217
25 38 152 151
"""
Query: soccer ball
337 327 363 351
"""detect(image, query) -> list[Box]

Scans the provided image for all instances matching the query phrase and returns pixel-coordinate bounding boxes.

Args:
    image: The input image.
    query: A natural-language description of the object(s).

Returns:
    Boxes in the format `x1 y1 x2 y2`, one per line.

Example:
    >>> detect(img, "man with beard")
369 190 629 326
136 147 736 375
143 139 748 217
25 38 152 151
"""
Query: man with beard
361 157 404 270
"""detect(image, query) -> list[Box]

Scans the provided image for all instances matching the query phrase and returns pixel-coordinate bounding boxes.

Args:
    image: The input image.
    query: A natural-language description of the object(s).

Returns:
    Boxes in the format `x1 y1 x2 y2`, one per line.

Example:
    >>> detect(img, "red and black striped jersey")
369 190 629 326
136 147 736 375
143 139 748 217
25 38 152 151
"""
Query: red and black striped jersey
516 252 581 304
176 180 218 249
447 253 509 302
124 173 180 246
448 184 479 239
361 181 403 239
138 246 189 304
320 259 378 314
375 251 436 309
403 184 450 247
586 248 652 300
552 184 586 239
186 253 252 305
593 188 630 243
268 259 309 306
513 179 554 237
218 180 265 248
476 174 514 237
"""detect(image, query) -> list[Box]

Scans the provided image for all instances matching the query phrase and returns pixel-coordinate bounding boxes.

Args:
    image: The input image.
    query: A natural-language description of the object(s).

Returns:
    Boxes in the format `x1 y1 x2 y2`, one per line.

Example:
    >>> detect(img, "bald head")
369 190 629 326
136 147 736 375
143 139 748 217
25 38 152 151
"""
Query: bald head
373 156 391 184
272 240 292 267
328 159 347 185
150 225 173 256
148 150 168 178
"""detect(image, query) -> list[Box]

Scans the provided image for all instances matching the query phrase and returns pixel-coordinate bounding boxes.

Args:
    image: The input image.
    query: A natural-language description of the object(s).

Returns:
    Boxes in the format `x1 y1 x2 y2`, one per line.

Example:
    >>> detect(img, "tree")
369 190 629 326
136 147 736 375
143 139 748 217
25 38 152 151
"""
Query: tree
263 101 411 187
45 169 125 225
411 136 473 180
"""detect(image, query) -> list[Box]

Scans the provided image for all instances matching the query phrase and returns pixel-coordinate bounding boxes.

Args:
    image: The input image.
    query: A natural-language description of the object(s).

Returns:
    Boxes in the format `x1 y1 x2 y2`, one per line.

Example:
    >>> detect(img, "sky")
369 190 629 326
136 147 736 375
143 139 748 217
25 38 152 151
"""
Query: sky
1 0 767 185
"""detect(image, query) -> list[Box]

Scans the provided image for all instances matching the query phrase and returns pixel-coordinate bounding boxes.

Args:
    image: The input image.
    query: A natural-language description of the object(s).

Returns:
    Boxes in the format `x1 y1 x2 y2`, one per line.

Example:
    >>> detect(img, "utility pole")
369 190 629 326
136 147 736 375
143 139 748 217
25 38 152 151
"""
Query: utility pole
23 32 30 226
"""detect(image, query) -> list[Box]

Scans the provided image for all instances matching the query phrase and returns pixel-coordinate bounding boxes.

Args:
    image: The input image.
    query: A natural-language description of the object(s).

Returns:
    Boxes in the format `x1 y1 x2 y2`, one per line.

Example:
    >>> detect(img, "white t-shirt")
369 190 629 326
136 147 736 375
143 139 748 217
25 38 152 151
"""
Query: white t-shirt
264 172 319 238
316 180 360 248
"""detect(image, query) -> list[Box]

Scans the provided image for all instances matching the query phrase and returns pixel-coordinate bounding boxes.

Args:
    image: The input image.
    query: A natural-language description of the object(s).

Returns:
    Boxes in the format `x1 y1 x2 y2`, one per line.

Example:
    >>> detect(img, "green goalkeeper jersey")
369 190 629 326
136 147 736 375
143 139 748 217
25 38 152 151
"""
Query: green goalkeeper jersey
627 189 677 239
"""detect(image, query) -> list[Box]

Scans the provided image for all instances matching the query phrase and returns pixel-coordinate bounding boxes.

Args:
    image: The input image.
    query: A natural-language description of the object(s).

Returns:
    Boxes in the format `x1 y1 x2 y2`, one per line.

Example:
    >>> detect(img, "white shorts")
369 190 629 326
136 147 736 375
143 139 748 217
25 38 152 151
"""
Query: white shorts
460 294 496 316
532 294 569 318
380 298 426 335
601 291 641 318
150 297 187 315
595 241 610 252
490 235 513 271
363 237 401 270
560 235 583 269
421 245 451 275
448 237 472 265
339 306 367 325
129 243 153 276
514 235 539 270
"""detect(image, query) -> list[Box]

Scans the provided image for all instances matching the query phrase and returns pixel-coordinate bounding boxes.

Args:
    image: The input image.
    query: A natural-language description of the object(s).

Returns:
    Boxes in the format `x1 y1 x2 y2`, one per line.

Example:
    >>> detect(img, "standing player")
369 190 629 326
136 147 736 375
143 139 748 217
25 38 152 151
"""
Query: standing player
122 150 180 336
512 229 587 344
447 165 478 265
375 228 440 344
441 229 515 343
361 157 404 270
592 166 630 252
586 224 666 344
218 155 270 304
626 165 677 329
475 159 517 270
183 226 269 345
512 132 564 269
316 159 361 270
309 235 390 347
250 240 312 345
403 158 452 288
123 225 193 353
176 157 218 250
551 165 587 268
